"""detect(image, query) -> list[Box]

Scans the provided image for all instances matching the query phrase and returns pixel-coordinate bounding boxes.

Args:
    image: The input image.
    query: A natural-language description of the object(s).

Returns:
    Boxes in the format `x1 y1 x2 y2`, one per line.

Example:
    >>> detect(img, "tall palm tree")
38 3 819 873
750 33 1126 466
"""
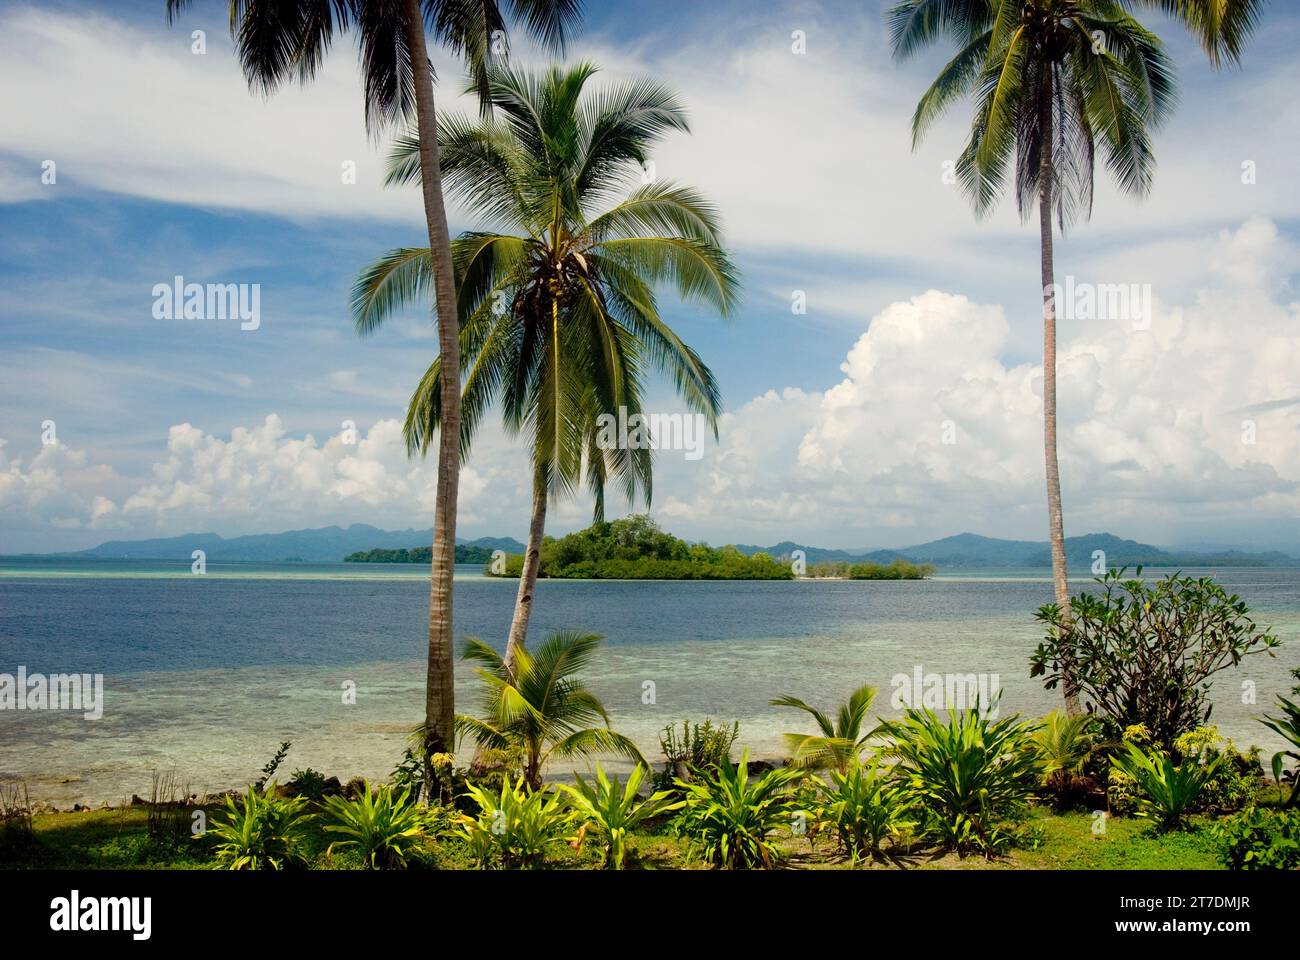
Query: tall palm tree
353 62 738 671
167 0 582 779
887 0 1262 714
771 684 880 772
457 630 646 790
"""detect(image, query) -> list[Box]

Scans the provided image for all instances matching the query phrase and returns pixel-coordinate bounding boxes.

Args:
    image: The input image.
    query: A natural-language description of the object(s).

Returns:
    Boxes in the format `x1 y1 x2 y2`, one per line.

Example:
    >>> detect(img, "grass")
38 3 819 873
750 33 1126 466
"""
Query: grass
0 802 1228 870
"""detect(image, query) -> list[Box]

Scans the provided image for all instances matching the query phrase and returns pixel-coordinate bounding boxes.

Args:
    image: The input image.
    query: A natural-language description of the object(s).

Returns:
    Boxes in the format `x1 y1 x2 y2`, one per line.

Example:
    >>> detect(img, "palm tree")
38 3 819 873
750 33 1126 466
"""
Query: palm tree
456 629 646 790
167 0 583 780
887 0 1262 714
352 62 737 671
1031 709 1100 807
770 684 880 772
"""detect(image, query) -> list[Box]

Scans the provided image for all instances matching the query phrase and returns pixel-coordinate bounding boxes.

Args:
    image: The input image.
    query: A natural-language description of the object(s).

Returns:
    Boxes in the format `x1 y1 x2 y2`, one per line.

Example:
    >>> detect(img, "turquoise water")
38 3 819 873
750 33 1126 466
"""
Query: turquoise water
1 559 1297 807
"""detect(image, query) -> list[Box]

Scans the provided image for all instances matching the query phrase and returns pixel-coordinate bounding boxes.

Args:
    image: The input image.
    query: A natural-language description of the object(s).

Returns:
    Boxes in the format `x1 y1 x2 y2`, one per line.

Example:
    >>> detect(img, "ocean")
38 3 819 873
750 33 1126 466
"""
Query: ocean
1 559 1297 807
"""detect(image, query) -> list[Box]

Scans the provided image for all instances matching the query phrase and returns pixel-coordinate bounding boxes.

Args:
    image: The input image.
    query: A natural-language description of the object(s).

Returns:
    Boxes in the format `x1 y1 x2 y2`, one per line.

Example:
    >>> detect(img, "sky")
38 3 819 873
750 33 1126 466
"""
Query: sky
1 0 1298 554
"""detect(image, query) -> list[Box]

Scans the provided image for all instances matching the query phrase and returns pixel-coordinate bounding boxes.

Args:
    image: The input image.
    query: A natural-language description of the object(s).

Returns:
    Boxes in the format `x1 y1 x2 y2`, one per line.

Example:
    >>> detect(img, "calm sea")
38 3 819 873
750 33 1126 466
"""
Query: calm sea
1 558 1297 806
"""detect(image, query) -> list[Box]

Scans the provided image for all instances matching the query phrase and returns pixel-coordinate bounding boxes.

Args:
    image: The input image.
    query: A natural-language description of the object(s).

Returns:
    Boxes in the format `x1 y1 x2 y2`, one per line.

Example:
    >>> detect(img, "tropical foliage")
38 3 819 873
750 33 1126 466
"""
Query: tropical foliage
207 785 312 871
1109 742 1221 831
771 684 880 772
559 764 679 869
320 782 426 870
811 763 913 862
1213 806 1300 871
456 630 646 789
674 750 804 869
1032 570 1280 748
882 707 1042 856
653 719 740 792
1031 710 1102 808
1259 694 1300 807
455 777 574 869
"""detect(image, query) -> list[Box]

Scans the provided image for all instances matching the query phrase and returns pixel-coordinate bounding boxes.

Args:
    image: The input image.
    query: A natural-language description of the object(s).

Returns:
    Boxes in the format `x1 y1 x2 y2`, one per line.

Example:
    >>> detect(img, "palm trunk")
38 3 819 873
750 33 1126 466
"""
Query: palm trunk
1038 78 1081 717
402 2 463 783
504 469 548 673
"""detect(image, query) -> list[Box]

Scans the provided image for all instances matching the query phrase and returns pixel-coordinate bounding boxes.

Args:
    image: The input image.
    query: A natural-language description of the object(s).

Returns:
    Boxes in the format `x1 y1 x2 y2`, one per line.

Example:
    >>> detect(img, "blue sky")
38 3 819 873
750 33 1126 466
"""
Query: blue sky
2 0 1299 554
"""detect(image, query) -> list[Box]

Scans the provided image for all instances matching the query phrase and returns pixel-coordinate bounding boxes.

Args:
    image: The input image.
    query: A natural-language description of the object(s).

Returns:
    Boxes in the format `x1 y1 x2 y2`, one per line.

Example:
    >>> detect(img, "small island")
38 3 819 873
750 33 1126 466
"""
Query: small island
344 545 496 564
805 559 934 580
487 517 792 580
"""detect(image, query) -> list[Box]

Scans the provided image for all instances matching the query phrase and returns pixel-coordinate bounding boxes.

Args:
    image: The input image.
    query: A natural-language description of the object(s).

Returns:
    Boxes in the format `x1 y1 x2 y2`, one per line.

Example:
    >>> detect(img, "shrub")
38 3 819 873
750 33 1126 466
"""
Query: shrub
1031 569 1280 750
0 782 35 854
771 684 880 772
207 784 312 870
654 719 740 792
1031 710 1103 809
1109 742 1221 830
1259 694 1300 808
1173 726 1260 815
287 768 329 803
1213 806 1300 870
812 763 913 861
882 706 1042 857
320 781 426 869
674 749 803 869
253 740 292 792
146 769 192 846
559 764 680 869
455 777 574 869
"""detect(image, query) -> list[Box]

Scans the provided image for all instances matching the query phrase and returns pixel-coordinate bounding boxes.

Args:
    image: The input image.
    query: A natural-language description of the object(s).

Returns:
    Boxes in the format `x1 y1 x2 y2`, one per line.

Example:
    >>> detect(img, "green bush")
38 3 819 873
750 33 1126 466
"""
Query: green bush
653 719 740 792
882 706 1042 856
207 785 312 870
1212 807 1300 870
1173 726 1260 815
320 781 426 869
558 764 680 869
1031 569 1279 750
1032 710 1103 809
455 778 574 869
287 768 328 802
1259 694 1300 807
674 749 803 869
811 763 913 861
1109 742 1221 830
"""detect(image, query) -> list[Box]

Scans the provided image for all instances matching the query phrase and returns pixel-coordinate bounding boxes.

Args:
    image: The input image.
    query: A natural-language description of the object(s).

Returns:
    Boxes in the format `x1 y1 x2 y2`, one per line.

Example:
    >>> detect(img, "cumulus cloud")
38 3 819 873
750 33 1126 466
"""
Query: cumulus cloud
3 219 1297 552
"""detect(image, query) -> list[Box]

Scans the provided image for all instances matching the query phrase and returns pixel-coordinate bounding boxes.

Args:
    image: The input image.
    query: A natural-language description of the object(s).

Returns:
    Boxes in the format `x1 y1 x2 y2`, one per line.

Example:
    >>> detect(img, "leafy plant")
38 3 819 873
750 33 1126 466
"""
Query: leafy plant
882 706 1042 857
253 740 292 793
1109 742 1221 830
455 777 574 869
320 781 426 869
558 764 679 869
0 781 35 854
655 719 739 791
287 768 328 803
1259 694 1300 808
1212 806 1300 870
674 749 803 869
771 684 880 772
1031 570 1280 749
812 763 912 862
456 631 646 789
1172 726 1260 815
207 784 311 871
1032 710 1102 809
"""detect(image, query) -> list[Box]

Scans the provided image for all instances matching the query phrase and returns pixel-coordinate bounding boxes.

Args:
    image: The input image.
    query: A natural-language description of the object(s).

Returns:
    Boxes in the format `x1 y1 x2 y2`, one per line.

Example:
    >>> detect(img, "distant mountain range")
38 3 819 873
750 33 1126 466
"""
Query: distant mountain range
43 524 525 563
734 532 1298 568
16 525 1295 567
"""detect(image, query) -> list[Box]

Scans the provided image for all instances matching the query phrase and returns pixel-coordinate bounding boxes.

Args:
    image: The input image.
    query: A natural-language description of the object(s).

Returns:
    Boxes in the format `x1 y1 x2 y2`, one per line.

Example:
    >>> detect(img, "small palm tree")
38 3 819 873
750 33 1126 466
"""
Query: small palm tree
1032 709 1100 807
168 0 583 774
456 630 646 790
887 0 1263 715
353 62 736 672
770 684 880 772
1260 695 1300 808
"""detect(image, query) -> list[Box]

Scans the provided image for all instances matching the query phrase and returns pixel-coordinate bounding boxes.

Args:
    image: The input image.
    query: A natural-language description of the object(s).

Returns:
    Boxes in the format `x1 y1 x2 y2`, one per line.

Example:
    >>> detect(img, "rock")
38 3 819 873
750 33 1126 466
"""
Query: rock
130 794 146 806
323 776 343 797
